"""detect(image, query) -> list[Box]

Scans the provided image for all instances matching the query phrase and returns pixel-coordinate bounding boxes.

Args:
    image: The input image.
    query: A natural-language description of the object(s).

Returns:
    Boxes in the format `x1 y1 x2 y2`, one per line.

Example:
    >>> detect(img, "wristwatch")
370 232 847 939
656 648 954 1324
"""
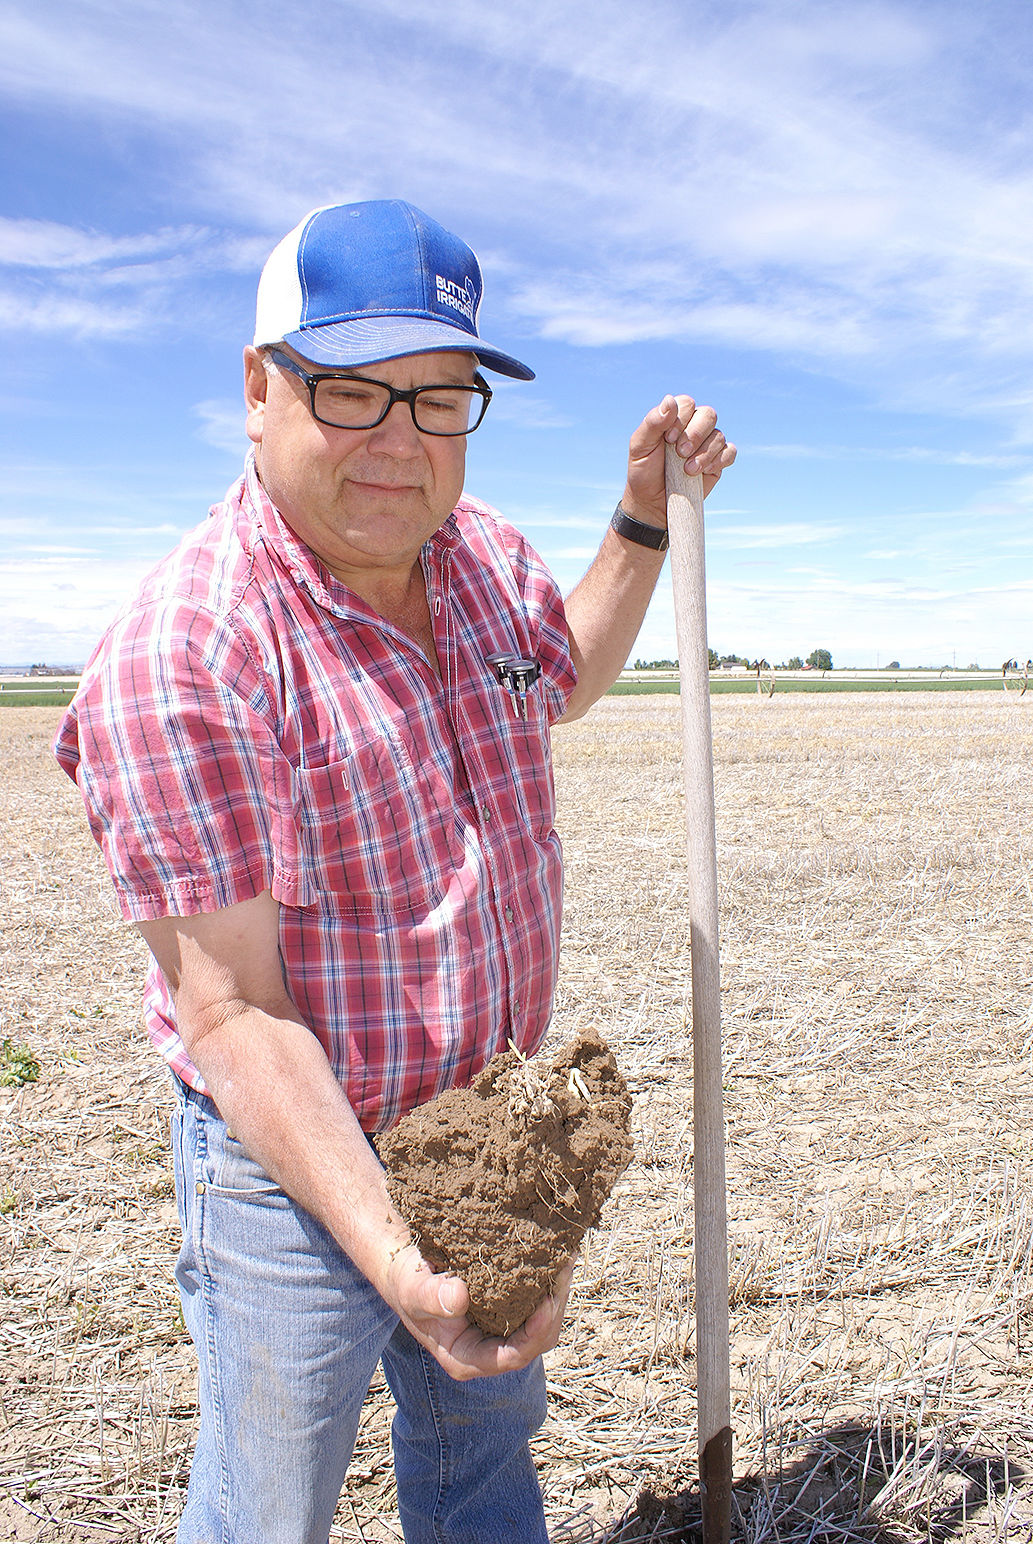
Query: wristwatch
610 502 670 552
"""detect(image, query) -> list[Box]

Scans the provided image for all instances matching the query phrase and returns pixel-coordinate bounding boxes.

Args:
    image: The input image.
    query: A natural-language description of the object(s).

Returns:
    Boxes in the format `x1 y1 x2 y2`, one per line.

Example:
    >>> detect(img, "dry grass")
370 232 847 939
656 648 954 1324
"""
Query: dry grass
2 694 1032 1542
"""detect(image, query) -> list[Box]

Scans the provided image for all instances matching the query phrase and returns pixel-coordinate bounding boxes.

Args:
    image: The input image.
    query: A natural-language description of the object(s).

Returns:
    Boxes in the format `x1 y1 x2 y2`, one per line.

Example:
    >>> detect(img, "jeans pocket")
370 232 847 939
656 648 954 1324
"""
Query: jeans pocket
201 1123 284 1200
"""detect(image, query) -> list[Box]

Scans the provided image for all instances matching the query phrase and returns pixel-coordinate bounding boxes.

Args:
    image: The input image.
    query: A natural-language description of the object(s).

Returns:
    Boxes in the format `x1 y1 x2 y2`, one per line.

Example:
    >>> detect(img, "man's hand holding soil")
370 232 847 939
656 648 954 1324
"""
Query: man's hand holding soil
384 1246 575 1382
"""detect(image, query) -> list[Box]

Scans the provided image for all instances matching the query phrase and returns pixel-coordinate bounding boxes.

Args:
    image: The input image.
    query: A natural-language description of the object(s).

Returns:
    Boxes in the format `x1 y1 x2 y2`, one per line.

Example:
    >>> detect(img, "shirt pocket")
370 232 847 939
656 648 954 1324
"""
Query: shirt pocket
473 673 557 841
293 732 457 914
508 690 557 841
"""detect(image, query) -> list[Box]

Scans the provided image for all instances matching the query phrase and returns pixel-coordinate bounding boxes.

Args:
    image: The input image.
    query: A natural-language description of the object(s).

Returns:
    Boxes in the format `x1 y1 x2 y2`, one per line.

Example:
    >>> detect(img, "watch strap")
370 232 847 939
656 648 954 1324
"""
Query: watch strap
610 502 670 552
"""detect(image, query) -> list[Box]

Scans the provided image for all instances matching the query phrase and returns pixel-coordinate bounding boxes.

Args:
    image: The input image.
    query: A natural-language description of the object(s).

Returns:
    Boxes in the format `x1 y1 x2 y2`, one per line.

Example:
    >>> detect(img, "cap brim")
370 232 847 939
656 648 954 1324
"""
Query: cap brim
272 315 534 381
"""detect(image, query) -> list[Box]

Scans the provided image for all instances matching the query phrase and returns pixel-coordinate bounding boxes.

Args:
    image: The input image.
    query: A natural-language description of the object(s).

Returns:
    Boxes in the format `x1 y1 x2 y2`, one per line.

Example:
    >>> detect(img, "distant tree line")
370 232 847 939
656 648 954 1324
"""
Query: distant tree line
633 653 1033 676
702 648 833 671
633 648 835 671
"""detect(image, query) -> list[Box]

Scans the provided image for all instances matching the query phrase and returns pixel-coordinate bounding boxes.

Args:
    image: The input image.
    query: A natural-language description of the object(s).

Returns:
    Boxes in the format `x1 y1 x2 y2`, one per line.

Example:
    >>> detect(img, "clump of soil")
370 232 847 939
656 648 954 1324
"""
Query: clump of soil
380 1030 634 1336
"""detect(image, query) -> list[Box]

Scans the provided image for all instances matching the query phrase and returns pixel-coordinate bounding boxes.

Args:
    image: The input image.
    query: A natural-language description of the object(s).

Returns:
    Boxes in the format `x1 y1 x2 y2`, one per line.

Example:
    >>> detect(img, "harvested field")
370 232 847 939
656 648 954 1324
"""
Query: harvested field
2 694 1032 1542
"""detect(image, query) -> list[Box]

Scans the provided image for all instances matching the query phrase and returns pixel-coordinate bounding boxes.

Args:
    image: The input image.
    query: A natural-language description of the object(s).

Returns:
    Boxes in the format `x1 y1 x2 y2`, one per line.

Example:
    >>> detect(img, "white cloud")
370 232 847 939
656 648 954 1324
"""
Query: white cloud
0 213 271 342
1 0 1032 669
553 545 599 563
0 217 203 269
750 443 1030 469
626 565 1033 670
1 0 1030 435
194 398 249 457
0 553 158 664
709 522 847 550
0 462 220 553
0 286 148 337
16 544 95 555
482 390 572 430
0 515 49 537
502 512 606 532
0 218 230 338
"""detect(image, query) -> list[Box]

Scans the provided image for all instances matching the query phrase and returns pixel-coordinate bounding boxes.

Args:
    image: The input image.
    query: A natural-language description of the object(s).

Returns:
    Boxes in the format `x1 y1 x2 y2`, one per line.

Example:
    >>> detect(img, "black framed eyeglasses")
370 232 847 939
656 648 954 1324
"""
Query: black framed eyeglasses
265 348 493 436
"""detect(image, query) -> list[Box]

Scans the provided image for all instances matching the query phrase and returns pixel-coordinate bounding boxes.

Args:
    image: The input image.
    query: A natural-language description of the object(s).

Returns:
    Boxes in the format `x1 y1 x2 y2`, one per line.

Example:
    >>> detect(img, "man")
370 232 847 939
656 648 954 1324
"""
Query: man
56 200 734 1544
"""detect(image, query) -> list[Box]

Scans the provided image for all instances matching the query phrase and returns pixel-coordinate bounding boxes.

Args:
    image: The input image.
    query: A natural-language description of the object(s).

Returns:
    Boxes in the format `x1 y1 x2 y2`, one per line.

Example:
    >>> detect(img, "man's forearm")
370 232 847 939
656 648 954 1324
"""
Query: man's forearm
184 1002 412 1294
559 523 668 722
557 391 734 724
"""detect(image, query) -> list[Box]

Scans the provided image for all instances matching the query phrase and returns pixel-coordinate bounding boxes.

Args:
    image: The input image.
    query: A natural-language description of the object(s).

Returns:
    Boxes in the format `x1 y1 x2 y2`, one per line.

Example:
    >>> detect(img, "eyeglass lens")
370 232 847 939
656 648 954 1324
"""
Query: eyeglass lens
312 377 484 434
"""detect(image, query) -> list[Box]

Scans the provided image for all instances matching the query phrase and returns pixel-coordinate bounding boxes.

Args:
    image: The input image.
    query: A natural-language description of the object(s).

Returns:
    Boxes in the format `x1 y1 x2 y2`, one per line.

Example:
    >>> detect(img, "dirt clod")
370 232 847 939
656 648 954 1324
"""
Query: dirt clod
380 1029 634 1336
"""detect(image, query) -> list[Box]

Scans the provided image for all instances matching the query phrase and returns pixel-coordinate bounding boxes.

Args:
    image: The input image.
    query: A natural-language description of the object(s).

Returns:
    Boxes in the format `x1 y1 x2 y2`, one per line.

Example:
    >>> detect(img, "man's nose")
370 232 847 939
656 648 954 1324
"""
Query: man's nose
365 399 423 454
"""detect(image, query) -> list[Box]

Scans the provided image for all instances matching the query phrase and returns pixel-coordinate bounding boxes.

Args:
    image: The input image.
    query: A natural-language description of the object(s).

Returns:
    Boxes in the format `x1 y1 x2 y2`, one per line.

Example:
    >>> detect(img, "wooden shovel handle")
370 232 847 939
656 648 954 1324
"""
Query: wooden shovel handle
665 444 732 1544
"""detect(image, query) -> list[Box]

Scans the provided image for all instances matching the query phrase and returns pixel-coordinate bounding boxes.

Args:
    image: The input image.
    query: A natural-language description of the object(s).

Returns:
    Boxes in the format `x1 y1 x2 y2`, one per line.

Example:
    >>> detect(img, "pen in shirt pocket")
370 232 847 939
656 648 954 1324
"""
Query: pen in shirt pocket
485 654 542 720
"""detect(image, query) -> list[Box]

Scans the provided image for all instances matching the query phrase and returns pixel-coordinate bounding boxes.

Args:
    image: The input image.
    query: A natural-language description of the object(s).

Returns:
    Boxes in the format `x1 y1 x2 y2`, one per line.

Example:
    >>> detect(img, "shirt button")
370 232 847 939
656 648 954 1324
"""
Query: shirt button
504 906 514 921
195 1181 206 1195
482 806 492 821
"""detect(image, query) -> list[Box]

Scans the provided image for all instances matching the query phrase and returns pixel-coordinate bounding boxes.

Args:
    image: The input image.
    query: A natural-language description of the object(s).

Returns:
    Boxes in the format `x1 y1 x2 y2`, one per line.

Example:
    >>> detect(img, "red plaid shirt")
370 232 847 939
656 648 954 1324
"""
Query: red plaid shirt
55 456 576 1130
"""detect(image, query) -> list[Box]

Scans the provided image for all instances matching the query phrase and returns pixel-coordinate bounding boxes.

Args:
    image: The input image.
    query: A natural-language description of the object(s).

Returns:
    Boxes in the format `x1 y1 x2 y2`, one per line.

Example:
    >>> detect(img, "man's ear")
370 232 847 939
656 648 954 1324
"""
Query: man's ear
243 346 268 445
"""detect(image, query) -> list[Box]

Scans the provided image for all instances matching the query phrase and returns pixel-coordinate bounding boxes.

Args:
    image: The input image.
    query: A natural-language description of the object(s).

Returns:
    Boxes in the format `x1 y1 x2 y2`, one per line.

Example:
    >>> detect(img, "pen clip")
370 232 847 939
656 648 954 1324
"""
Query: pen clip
484 654 542 720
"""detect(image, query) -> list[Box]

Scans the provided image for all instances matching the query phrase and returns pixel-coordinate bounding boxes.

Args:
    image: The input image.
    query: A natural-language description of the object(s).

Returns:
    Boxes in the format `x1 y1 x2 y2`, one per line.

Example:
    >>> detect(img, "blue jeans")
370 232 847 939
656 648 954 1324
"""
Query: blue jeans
172 1082 548 1544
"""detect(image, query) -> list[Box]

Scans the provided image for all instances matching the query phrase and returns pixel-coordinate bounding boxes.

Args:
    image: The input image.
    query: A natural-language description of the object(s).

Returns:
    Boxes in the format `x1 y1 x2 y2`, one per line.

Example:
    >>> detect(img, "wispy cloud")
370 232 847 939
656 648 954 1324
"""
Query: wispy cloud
193 399 249 457
2 0 1031 433
1 0 1031 666
750 443 1031 469
501 512 607 532
633 566 1033 669
0 215 270 340
0 287 149 337
0 553 162 664
710 522 847 549
0 217 203 268
482 389 572 430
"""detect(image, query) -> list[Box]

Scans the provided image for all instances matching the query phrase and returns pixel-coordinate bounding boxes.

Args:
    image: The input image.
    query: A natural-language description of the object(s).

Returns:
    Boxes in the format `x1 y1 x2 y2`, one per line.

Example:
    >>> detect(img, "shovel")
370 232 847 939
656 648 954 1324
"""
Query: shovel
665 444 732 1544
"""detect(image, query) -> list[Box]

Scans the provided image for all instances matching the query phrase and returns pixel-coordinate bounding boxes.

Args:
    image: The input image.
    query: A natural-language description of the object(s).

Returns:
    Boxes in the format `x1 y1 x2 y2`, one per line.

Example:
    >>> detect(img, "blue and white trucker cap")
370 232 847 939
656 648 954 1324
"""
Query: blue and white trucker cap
254 199 534 381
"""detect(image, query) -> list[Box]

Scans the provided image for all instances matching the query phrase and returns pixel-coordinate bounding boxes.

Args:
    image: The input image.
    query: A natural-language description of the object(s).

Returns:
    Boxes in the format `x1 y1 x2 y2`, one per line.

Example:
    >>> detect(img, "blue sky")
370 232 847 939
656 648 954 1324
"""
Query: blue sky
2 0 1032 669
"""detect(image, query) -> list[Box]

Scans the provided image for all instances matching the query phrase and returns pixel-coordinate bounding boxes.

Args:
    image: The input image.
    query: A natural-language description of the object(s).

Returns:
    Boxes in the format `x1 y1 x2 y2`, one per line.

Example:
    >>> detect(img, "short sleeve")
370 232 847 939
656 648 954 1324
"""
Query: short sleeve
55 599 305 921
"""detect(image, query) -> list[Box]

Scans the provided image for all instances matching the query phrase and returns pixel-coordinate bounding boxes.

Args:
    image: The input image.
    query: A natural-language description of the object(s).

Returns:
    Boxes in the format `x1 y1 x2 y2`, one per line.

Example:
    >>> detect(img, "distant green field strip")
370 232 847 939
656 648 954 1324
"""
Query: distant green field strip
0 689 78 707
0 679 1019 707
607 678 1019 696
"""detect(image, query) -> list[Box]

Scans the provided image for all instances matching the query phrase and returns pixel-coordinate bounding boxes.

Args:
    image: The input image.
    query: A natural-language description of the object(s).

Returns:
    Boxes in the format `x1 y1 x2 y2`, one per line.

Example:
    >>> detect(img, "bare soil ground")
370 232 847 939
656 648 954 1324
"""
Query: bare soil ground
1 694 1032 1543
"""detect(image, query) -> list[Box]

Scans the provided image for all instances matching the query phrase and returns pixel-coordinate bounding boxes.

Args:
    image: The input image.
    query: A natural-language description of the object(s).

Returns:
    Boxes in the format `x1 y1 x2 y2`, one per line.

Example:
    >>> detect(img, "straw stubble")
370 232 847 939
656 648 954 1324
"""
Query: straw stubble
1 694 1032 1540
